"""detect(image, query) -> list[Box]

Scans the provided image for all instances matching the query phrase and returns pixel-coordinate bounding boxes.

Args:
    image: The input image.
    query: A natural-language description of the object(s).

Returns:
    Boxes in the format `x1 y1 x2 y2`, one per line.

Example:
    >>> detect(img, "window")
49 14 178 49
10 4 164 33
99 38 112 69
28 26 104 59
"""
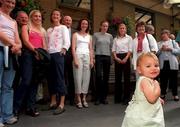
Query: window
58 0 90 10
135 8 154 24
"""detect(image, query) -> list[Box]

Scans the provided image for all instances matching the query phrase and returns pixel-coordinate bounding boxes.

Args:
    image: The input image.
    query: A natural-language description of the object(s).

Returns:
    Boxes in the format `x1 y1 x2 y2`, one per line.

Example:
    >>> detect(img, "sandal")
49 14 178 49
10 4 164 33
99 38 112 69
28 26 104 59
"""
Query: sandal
76 102 83 109
82 101 88 108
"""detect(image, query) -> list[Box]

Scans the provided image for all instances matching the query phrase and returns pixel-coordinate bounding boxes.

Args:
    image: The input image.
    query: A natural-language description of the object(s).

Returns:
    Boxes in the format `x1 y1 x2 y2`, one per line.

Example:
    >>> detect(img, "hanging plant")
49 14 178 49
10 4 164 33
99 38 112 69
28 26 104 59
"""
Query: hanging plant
108 16 135 37
11 0 44 18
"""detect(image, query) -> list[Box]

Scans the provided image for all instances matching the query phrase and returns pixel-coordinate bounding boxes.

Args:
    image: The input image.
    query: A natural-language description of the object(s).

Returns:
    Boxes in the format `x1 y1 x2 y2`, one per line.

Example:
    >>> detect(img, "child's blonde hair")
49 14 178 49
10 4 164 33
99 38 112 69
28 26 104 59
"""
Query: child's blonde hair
137 52 159 67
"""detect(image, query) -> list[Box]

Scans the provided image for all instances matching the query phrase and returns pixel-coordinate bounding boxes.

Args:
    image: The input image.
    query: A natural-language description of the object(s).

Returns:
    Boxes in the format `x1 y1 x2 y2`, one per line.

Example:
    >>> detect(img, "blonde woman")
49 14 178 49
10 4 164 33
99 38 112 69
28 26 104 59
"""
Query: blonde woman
14 10 47 118
72 19 93 108
112 23 132 104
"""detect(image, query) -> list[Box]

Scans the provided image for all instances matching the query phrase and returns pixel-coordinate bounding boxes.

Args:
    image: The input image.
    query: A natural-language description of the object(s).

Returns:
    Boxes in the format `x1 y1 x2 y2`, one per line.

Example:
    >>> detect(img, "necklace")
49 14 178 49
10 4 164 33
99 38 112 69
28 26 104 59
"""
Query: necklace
79 31 87 38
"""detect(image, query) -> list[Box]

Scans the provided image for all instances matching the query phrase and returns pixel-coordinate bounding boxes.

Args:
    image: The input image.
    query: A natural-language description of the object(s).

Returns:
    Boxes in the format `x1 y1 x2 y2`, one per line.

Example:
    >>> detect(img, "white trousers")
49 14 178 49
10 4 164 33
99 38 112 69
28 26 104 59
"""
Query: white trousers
73 54 91 94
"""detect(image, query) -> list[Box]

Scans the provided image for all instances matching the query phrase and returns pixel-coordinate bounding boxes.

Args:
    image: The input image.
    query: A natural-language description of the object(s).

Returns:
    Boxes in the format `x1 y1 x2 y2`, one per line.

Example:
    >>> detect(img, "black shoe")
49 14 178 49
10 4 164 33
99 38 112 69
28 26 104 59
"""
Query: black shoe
122 100 129 105
100 100 108 105
53 107 65 115
69 100 74 106
114 100 121 104
48 104 57 110
36 99 47 105
13 110 19 119
94 101 100 105
26 109 40 117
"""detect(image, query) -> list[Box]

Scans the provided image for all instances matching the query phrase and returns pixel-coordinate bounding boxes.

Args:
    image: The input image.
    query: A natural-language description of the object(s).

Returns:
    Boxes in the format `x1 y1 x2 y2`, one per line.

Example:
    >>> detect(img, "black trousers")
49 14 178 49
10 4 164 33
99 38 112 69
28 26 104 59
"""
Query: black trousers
95 55 111 102
64 51 75 104
114 53 131 103
160 61 178 96
48 53 67 96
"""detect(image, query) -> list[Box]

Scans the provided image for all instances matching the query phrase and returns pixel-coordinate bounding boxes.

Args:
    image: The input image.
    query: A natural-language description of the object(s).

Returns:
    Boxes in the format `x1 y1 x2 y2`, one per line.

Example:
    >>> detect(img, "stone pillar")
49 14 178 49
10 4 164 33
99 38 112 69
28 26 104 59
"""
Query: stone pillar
38 0 57 29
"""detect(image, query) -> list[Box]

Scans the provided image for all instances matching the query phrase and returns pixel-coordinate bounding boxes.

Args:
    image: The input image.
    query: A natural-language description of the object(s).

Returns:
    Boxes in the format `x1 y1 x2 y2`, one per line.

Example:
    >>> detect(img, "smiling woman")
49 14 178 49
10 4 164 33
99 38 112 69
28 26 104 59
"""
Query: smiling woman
46 9 70 115
13 9 47 118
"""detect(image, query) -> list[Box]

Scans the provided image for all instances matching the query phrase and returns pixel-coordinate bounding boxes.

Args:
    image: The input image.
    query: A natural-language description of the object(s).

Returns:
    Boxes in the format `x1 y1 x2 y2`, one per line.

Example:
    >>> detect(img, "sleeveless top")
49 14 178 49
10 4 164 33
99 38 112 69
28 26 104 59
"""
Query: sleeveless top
121 76 165 127
75 32 91 55
29 30 43 48
0 13 16 46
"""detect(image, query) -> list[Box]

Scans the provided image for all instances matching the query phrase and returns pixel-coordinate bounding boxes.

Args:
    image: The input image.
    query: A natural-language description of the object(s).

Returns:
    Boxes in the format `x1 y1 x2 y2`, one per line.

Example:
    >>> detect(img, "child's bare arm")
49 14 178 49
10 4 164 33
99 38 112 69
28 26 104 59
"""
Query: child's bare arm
140 78 161 104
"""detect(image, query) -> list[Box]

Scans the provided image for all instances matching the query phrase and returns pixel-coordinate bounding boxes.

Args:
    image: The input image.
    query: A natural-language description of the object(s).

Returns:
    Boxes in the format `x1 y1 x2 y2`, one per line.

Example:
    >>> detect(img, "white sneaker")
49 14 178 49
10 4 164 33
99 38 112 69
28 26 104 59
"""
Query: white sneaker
5 117 18 125
0 123 5 127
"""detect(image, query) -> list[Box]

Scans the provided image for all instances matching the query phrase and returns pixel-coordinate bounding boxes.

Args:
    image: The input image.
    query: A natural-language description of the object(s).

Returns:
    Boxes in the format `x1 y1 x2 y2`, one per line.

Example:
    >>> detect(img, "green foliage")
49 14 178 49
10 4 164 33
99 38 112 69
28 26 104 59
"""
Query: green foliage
108 16 135 37
11 0 42 18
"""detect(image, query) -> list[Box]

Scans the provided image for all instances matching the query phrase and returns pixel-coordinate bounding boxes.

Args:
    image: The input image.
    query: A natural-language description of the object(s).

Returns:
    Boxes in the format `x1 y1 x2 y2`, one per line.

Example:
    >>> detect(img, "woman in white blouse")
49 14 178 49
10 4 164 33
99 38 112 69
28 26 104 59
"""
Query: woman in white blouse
132 21 158 73
47 9 70 115
112 23 132 104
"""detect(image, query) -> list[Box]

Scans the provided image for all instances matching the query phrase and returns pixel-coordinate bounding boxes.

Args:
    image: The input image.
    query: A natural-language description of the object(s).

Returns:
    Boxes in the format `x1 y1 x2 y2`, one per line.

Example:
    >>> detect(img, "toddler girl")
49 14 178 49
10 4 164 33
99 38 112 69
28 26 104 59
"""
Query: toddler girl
121 52 165 127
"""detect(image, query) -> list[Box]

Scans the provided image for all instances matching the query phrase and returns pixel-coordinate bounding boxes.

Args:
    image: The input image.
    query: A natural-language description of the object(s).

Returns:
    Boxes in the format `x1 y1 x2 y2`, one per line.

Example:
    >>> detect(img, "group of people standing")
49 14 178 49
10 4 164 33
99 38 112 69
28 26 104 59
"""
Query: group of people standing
0 0 180 127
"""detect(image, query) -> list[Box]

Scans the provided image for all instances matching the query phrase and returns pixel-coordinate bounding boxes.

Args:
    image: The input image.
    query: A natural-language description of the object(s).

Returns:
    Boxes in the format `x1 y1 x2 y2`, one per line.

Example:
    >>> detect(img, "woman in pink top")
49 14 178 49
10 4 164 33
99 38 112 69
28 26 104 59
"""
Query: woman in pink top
14 10 47 118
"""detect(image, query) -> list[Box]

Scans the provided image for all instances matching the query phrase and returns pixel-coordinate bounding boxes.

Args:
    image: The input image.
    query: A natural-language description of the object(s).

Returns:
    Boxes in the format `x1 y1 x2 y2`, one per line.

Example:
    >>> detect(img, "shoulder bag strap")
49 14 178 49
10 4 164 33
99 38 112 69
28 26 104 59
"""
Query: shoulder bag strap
146 34 152 52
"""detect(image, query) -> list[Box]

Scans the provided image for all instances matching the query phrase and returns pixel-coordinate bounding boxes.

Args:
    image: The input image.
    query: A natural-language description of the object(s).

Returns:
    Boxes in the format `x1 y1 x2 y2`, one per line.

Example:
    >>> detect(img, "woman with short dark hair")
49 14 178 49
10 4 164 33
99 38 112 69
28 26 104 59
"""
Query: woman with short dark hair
157 29 179 101
132 21 158 77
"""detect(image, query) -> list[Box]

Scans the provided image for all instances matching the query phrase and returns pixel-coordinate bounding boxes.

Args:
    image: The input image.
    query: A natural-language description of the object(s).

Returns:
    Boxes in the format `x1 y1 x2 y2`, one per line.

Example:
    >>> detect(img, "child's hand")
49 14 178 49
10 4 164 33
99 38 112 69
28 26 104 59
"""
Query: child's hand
153 80 160 87
140 78 161 104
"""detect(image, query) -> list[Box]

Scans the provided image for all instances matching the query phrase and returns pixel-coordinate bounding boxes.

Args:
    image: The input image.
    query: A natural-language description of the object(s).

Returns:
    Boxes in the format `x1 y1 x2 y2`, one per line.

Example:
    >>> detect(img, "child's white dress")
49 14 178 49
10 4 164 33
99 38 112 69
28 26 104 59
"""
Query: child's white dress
121 76 165 127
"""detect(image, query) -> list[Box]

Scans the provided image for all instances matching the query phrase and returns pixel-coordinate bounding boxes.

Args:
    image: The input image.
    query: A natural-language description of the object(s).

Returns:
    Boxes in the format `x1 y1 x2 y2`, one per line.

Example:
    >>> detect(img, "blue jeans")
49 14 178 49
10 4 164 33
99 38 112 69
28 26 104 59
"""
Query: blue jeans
14 49 38 111
0 49 15 123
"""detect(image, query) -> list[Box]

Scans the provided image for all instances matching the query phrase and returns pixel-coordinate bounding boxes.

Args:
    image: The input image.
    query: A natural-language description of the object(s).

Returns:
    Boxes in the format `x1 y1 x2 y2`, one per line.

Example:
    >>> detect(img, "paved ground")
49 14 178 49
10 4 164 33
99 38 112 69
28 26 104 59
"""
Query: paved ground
10 91 180 127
